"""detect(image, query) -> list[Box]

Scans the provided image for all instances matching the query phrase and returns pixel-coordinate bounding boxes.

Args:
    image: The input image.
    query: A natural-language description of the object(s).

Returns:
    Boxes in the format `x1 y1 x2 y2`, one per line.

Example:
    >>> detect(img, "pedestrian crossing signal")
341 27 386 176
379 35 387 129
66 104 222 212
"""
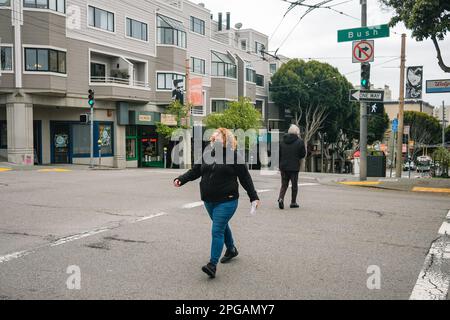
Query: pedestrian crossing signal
80 114 89 123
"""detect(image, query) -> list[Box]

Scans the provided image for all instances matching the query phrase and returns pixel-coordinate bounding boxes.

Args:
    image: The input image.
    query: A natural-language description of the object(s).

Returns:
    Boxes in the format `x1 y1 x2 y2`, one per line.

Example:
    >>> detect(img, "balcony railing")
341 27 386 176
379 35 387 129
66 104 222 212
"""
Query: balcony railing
91 76 150 89
191 107 205 116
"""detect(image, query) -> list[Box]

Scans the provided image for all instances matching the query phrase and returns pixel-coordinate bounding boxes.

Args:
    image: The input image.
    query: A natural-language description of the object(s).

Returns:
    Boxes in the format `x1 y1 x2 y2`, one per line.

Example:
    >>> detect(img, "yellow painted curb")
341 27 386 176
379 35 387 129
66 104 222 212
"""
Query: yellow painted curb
0 168 12 172
340 181 381 186
413 187 450 194
38 169 72 173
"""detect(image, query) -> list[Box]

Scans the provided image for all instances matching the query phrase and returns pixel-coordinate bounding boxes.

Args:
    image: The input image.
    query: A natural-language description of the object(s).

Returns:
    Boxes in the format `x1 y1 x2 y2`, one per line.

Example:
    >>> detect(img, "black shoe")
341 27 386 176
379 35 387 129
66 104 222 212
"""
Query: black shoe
202 263 216 278
220 247 239 264
278 199 285 210
290 203 300 209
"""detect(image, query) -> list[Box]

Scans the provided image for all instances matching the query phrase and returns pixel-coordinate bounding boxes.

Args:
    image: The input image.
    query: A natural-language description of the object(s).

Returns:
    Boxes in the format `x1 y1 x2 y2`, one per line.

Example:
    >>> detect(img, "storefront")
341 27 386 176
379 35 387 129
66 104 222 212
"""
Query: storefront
49 121 114 165
126 111 164 168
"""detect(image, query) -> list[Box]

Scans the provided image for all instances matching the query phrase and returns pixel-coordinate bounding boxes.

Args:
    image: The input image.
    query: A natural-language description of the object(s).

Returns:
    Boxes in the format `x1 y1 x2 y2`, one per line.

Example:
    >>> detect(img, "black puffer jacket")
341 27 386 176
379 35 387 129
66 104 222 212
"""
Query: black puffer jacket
279 134 306 172
177 148 259 203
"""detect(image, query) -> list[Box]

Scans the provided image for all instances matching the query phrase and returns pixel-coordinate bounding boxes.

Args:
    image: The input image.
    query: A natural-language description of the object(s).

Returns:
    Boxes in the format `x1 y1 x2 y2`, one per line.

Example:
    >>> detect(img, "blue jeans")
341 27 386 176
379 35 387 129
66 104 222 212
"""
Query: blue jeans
204 200 239 265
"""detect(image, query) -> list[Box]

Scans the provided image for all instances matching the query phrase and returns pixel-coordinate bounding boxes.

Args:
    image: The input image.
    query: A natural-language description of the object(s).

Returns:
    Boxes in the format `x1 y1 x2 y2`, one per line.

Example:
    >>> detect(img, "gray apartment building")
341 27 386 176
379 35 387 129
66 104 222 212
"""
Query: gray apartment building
0 0 283 168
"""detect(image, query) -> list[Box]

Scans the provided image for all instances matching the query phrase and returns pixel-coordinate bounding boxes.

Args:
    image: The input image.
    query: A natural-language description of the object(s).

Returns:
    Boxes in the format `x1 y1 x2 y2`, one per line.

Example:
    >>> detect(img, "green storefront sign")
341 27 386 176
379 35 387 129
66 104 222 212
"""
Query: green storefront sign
338 24 390 42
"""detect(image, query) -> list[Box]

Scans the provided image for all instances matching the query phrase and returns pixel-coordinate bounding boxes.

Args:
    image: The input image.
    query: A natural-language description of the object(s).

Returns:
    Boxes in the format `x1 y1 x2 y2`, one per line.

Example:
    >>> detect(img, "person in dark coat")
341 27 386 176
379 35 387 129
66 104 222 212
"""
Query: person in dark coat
278 124 306 209
174 128 260 279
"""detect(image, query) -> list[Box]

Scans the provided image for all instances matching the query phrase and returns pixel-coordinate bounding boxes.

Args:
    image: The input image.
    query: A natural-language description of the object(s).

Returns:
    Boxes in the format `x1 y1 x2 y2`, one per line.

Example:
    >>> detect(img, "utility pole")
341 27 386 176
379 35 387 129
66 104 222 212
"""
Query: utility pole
184 58 192 169
359 0 368 181
442 101 447 148
395 34 406 178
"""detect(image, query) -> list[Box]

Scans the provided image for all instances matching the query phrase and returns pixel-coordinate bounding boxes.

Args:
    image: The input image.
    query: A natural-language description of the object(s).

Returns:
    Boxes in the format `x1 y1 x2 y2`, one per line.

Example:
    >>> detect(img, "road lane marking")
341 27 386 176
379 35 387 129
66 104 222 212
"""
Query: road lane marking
0 251 31 264
410 237 450 300
38 169 72 172
257 189 272 193
447 210 450 220
298 183 320 187
50 228 109 247
0 168 12 172
340 181 381 186
182 202 204 209
0 212 169 265
413 187 450 194
438 222 450 236
134 212 168 222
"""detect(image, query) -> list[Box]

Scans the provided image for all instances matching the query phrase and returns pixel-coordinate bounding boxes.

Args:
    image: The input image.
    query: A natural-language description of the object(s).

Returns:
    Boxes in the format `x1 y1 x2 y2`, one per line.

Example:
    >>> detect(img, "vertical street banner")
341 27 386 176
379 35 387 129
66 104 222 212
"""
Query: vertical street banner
189 78 203 106
406 66 423 99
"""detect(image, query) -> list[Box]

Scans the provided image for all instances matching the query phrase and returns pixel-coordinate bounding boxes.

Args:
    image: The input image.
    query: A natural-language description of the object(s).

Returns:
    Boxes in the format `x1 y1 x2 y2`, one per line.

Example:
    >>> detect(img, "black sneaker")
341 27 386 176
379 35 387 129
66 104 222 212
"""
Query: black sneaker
278 199 285 210
202 263 216 278
220 247 239 264
290 203 300 209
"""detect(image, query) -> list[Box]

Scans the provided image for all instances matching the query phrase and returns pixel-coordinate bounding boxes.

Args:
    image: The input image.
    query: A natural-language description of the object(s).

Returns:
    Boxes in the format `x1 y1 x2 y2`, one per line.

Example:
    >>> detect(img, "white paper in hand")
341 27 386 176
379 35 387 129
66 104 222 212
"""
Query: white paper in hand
250 201 258 216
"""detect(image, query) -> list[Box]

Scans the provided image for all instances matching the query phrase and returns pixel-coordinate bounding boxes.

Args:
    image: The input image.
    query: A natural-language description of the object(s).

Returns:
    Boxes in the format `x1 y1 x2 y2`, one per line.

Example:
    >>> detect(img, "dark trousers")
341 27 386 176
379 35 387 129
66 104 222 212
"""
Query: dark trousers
278 171 299 204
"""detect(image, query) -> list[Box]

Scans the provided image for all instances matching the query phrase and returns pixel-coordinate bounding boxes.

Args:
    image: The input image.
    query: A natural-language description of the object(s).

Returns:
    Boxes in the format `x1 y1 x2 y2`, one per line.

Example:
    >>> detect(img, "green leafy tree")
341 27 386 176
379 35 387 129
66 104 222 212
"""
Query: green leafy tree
404 111 442 157
368 112 390 145
432 147 450 178
156 100 190 139
380 0 450 73
204 97 262 131
446 126 450 143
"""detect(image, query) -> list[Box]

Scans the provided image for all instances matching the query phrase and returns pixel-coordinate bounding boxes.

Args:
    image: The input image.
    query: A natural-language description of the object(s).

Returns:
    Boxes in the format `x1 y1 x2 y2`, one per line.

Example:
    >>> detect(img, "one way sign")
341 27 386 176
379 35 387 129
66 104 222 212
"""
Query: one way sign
349 89 385 102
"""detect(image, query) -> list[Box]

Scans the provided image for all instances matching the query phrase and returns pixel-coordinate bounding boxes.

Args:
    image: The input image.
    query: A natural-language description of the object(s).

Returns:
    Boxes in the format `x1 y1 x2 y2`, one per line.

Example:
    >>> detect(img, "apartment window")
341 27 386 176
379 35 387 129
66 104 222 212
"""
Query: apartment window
126 18 148 41
190 16 205 35
256 74 264 87
240 40 247 51
88 6 114 32
157 73 185 90
255 41 265 55
270 63 277 74
191 57 205 75
90 62 106 82
0 0 11 6
211 100 229 113
255 100 264 115
25 48 66 73
23 0 65 13
157 15 186 48
211 51 236 78
1 47 12 71
0 121 6 149
246 68 256 83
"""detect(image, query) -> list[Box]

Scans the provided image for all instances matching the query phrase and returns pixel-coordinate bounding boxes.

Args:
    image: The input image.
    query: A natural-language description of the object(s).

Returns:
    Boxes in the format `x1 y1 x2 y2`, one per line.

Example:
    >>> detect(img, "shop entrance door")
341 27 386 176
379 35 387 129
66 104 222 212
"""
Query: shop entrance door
33 120 42 165
51 123 71 164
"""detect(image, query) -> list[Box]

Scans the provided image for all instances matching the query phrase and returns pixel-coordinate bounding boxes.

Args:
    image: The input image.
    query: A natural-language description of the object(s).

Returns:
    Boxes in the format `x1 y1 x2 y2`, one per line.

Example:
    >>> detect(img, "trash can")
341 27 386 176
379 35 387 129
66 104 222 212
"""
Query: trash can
367 151 386 178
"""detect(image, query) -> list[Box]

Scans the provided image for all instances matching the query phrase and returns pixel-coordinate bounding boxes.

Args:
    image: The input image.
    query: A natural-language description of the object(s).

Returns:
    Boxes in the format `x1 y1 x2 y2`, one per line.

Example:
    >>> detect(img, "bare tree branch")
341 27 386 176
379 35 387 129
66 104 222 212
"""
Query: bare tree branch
432 36 450 73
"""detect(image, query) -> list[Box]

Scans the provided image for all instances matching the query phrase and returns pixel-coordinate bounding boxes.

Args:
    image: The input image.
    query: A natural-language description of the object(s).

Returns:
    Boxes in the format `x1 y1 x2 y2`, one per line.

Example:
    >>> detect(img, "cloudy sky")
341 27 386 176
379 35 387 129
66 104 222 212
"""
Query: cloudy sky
201 0 450 108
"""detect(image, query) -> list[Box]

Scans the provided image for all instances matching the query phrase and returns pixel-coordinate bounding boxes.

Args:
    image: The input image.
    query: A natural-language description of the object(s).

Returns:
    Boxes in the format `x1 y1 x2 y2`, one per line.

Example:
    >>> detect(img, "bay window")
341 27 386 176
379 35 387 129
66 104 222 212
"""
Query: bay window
157 15 186 48
211 51 236 78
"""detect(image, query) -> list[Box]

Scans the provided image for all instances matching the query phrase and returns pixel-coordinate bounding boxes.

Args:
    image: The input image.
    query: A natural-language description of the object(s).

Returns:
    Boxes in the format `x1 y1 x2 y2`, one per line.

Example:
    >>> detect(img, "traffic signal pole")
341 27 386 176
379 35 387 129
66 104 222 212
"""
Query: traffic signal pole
88 90 95 169
395 34 406 178
359 0 368 181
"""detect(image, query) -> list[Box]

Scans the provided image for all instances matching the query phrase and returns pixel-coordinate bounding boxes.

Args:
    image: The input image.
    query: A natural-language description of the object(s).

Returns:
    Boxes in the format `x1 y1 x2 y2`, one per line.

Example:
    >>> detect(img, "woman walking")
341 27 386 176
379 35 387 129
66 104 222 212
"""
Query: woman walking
174 128 260 279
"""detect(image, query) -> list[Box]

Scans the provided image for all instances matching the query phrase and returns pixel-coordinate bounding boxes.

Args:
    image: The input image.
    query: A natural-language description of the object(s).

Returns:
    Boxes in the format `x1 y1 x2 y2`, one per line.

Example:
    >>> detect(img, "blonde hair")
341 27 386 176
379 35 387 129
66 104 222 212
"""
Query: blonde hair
210 128 237 150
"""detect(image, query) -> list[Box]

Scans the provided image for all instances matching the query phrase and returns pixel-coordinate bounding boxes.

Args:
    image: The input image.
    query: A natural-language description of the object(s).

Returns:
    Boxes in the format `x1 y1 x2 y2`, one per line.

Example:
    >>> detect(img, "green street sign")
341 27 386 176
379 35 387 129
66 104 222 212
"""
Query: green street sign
338 24 390 42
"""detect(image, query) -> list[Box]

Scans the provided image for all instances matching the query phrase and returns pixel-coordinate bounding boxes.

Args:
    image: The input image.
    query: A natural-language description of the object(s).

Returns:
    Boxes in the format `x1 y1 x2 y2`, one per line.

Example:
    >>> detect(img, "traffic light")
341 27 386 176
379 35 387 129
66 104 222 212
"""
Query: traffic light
361 63 371 89
88 89 95 107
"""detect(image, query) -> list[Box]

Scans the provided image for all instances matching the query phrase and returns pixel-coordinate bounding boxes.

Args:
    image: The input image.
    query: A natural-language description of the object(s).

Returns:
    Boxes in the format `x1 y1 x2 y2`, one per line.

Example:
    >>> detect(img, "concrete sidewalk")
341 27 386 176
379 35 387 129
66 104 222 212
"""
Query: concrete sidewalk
337 177 450 194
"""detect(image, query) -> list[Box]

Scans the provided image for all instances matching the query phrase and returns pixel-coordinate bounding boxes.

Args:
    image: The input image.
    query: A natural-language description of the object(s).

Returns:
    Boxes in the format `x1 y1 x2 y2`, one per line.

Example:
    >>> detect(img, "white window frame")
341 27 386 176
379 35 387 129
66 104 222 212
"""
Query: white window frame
88 48 150 90
209 98 234 114
125 16 149 43
0 44 14 74
240 39 248 52
156 14 187 49
23 0 66 16
22 44 67 77
256 74 265 88
87 4 116 35
190 16 205 36
255 99 265 119
155 71 185 92
0 0 12 9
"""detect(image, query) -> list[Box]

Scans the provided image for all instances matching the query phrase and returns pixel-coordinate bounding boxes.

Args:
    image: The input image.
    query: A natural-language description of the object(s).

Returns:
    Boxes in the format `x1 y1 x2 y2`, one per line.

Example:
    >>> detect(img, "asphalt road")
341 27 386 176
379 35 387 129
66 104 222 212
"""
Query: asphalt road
0 167 449 300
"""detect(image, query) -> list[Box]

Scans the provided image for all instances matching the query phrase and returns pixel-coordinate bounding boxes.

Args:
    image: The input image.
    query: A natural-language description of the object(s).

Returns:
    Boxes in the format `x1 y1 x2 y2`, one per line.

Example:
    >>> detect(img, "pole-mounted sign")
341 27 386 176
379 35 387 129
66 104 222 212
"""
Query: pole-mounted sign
349 89 385 102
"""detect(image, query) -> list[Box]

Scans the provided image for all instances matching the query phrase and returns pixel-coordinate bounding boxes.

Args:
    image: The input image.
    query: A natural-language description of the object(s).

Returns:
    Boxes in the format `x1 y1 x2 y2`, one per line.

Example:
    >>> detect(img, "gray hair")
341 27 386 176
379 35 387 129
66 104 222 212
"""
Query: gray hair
288 124 300 136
